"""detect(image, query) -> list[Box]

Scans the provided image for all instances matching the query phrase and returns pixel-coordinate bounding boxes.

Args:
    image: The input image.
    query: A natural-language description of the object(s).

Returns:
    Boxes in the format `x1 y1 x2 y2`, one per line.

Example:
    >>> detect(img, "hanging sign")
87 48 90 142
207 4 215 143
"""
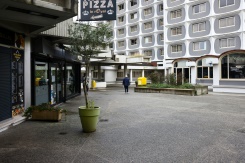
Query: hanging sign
79 0 116 21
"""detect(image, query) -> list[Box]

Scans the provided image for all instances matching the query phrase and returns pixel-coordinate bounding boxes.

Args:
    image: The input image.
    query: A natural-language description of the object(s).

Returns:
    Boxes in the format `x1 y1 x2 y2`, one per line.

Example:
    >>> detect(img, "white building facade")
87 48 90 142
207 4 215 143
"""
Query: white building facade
164 0 245 93
110 0 164 83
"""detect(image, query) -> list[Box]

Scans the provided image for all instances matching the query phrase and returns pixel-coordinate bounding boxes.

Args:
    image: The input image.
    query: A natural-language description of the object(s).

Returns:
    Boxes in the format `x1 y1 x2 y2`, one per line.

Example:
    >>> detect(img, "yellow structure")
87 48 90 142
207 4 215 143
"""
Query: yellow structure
91 80 96 88
137 77 147 86
35 78 41 86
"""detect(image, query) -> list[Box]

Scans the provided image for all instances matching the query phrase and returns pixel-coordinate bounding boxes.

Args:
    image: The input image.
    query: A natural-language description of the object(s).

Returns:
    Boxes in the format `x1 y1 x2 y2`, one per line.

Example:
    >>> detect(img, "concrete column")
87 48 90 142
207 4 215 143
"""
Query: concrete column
24 36 31 109
213 64 219 86
98 64 101 81
130 69 133 82
142 69 144 77
190 67 196 84
124 64 127 76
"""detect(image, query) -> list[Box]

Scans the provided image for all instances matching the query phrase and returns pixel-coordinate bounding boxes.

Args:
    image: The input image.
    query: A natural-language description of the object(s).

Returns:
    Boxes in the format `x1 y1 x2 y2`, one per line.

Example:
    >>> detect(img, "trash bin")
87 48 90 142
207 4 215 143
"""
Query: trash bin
137 77 147 86
91 80 96 88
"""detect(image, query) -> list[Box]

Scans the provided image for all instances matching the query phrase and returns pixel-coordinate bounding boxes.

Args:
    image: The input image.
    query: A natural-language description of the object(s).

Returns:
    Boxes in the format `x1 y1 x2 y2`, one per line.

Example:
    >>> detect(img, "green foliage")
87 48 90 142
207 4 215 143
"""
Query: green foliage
148 71 161 84
68 22 113 108
148 83 195 89
68 22 113 63
164 73 176 85
87 100 95 109
24 103 65 118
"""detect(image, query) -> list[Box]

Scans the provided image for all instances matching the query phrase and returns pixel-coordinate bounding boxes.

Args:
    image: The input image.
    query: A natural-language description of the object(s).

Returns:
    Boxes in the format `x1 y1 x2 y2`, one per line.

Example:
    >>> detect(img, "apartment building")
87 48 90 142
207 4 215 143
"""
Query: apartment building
164 0 245 93
110 0 164 82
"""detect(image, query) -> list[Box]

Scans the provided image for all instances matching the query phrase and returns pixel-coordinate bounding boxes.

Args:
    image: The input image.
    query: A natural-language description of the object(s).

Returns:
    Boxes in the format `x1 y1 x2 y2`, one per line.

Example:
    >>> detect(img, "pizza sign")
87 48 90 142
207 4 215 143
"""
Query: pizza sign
80 0 116 21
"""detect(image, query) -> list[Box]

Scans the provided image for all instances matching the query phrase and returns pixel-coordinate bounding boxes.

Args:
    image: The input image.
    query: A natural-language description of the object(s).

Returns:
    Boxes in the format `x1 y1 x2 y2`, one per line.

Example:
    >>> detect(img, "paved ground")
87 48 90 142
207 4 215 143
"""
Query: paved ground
0 87 245 163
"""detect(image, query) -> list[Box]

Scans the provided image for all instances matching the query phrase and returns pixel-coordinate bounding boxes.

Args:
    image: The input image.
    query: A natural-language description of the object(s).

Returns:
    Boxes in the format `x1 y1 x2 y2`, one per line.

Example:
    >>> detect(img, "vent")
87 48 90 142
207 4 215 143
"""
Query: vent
6 6 58 19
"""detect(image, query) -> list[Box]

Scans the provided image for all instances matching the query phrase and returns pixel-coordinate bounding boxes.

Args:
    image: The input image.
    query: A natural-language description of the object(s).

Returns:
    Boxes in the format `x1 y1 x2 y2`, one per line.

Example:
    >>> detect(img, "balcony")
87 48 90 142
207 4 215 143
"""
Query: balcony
0 0 77 34
126 55 151 63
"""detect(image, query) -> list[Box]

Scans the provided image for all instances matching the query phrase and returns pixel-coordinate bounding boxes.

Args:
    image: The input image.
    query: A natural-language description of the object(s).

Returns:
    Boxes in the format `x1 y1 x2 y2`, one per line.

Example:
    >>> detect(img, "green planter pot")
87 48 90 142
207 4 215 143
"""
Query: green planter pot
78 106 100 133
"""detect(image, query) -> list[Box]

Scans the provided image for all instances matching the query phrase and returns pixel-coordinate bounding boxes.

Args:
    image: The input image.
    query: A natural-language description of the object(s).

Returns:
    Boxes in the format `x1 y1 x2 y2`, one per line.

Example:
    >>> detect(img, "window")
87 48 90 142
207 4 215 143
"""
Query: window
130 0 137 6
131 39 137 45
171 44 182 53
219 16 235 28
118 16 124 23
159 48 164 56
118 41 124 47
130 51 139 56
118 4 124 10
171 0 178 2
144 8 152 16
193 41 206 51
132 70 141 78
171 27 182 36
159 4 163 12
170 9 182 19
219 0 234 8
117 71 124 77
193 3 206 14
130 25 137 32
159 19 163 26
192 22 206 32
197 59 213 79
219 38 235 48
144 50 152 56
159 34 164 41
221 54 245 79
118 29 124 35
144 36 152 43
130 12 137 19
144 22 152 29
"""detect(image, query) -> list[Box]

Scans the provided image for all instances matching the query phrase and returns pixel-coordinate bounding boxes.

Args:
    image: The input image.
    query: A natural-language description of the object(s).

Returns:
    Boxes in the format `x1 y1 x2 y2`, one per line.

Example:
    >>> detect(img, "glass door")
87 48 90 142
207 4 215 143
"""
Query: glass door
50 63 63 104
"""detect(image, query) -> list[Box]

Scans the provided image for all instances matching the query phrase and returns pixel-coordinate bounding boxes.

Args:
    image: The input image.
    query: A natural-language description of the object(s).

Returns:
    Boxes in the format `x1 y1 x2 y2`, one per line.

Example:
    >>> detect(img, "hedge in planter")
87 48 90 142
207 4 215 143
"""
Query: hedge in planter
24 103 66 121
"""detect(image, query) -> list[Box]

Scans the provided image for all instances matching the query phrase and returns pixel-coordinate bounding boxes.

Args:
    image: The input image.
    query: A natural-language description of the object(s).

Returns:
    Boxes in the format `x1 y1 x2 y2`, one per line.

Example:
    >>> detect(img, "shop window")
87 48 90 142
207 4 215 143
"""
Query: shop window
66 64 77 97
197 59 213 78
221 53 245 79
35 61 49 105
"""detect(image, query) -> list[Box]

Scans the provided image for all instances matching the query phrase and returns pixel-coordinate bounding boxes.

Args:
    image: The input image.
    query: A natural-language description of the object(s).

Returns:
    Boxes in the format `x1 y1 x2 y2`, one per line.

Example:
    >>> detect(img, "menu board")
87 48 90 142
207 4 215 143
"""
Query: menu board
11 49 24 116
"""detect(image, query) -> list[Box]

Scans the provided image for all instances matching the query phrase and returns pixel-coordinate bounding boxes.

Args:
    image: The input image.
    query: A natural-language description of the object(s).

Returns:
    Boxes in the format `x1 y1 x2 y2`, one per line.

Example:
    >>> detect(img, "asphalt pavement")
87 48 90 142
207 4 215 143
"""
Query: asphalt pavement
0 86 245 163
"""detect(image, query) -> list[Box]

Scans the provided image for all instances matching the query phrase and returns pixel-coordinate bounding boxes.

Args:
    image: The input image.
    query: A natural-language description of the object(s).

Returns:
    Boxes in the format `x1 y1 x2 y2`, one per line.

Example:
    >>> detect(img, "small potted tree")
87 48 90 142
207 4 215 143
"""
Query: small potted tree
68 22 112 132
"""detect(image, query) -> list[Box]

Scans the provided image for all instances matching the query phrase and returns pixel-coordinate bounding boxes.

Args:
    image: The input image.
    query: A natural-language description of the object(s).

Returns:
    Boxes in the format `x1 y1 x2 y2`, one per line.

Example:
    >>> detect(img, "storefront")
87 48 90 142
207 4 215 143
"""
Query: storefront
0 27 25 121
31 38 81 106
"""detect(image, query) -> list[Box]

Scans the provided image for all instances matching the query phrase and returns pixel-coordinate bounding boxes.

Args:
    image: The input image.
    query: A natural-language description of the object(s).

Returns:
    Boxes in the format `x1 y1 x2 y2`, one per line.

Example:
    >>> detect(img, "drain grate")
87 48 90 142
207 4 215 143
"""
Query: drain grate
99 119 109 122
59 132 67 135
237 128 245 133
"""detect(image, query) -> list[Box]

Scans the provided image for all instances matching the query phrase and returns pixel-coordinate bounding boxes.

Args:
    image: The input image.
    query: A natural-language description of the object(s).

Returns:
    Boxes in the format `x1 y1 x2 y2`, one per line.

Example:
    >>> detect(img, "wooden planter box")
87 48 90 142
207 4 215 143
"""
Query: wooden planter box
31 110 62 121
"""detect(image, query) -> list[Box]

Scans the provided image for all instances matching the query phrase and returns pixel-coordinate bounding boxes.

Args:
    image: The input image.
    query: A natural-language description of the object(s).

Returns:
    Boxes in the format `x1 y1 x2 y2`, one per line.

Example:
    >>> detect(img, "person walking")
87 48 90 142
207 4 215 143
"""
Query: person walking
122 75 130 93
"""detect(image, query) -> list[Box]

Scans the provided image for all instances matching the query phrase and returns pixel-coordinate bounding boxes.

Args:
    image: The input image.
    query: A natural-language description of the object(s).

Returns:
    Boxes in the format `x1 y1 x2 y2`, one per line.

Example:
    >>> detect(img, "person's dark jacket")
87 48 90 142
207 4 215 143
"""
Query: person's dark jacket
123 77 130 86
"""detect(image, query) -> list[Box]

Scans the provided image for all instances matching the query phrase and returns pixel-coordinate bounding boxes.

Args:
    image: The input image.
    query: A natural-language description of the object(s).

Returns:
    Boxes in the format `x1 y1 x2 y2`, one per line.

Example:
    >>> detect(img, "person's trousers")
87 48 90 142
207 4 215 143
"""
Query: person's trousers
124 86 128 92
